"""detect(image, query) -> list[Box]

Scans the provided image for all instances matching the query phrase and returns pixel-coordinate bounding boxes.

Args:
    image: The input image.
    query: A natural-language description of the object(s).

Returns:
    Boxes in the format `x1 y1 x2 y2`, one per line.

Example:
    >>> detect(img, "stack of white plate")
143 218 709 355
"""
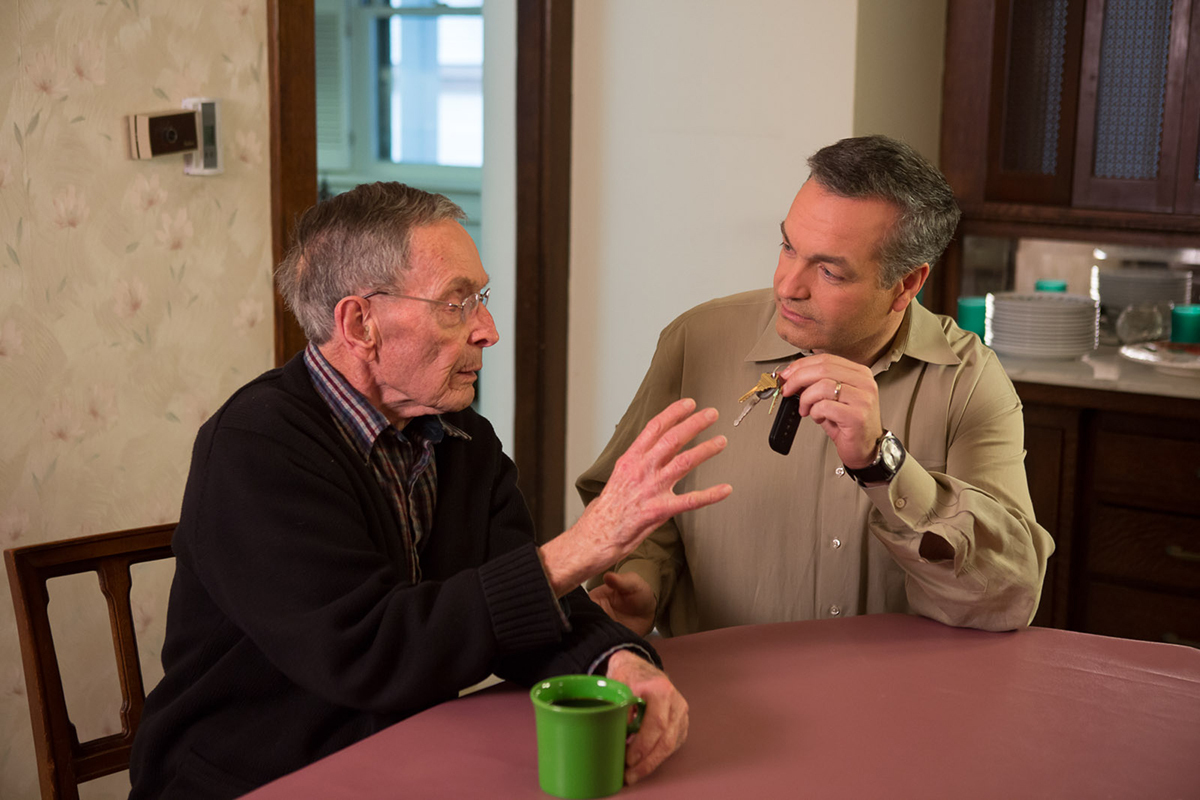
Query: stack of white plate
986 292 1099 359
1096 268 1192 310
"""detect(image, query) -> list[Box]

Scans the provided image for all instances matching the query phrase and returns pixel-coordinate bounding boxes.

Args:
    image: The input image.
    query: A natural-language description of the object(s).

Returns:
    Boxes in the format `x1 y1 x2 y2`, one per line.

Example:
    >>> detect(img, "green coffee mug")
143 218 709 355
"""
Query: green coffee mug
530 674 646 799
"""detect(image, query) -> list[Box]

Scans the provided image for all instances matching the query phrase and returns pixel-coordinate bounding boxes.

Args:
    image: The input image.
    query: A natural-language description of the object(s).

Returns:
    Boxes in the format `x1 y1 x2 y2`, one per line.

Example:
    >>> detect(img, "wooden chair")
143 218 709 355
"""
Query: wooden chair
4 523 175 800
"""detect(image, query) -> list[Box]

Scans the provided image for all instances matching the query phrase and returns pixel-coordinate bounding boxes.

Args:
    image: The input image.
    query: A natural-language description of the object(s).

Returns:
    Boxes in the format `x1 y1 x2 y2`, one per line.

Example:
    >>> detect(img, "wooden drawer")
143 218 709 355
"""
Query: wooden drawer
1092 430 1200 515
1083 581 1200 648
1088 504 1200 592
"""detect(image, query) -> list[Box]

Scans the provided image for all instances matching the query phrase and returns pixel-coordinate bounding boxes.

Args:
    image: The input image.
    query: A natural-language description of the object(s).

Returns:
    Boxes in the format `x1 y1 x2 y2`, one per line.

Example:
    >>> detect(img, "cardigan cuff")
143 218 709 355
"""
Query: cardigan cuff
478 544 568 653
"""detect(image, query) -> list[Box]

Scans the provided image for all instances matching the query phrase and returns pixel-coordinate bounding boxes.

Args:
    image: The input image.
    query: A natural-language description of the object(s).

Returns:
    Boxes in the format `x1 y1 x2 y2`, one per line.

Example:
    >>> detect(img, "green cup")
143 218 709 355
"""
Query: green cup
1035 279 1068 292
957 295 987 338
530 675 646 799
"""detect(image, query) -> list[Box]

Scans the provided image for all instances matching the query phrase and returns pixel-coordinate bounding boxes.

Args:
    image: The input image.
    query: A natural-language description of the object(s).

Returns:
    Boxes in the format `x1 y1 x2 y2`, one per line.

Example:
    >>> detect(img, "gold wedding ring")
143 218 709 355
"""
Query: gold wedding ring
833 381 842 403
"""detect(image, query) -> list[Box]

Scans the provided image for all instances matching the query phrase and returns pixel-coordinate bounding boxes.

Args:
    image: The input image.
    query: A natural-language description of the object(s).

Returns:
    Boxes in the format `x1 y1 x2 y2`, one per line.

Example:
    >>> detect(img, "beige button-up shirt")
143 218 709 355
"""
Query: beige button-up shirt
577 289 1054 635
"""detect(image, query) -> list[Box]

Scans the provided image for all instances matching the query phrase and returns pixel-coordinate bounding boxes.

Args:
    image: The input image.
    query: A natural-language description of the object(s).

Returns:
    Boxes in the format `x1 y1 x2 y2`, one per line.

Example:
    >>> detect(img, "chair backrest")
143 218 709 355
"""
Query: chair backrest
4 523 175 800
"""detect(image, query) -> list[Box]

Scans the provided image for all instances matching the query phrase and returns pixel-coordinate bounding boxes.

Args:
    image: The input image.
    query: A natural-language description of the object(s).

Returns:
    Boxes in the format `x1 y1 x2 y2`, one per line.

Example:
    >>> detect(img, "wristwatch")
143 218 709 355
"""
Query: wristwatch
844 430 906 486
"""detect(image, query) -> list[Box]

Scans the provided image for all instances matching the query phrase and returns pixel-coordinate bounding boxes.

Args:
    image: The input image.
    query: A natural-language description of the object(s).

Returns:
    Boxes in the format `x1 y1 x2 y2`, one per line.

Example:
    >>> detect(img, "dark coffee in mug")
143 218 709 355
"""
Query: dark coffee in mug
550 697 613 709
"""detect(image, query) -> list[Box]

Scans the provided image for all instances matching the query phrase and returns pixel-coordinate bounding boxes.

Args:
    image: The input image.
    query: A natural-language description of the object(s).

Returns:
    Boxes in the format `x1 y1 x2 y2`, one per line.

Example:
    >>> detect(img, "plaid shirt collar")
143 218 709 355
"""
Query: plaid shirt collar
303 343 470 458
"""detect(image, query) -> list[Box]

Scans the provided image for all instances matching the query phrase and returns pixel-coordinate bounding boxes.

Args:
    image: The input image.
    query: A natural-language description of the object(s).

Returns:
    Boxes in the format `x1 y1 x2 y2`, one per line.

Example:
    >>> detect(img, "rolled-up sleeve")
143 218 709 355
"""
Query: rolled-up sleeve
864 353 1054 631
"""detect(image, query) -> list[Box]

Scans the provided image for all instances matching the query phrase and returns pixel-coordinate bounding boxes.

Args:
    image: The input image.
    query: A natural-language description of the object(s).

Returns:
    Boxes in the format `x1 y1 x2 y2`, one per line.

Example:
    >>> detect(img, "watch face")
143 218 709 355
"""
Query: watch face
880 434 903 471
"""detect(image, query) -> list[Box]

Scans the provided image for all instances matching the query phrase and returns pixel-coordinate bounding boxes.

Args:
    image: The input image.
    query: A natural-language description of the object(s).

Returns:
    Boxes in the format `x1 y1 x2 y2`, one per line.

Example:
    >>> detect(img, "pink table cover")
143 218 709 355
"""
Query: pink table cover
244 614 1200 799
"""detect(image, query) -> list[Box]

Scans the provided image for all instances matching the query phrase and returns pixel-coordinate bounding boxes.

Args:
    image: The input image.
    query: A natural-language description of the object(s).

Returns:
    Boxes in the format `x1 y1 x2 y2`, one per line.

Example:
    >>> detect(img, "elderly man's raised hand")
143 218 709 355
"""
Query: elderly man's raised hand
604 649 688 785
540 398 731 597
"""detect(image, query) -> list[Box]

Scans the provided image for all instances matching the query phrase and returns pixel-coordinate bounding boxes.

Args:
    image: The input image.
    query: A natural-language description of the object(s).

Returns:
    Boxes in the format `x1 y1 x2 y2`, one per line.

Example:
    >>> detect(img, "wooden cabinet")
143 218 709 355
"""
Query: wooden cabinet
947 0 1200 215
1080 412 1200 645
1017 384 1200 647
939 2 1200 646
1071 0 1200 214
935 0 1200 314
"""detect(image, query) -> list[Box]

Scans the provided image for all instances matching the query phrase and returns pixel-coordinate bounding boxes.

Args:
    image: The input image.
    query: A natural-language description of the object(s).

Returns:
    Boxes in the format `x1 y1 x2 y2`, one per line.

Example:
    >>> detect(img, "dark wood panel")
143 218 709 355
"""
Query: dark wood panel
1089 504 1200 592
514 0 573 541
1026 418 1062 628
1175 0 1200 214
1092 430 1200 516
1026 424 1064 535
985 0 1085 205
940 0 996 205
1023 404 1080 628
1071 0 1192 213
959 202 1200 245
268 0 317 365
1084 580 1200 647
1014 381 1200 421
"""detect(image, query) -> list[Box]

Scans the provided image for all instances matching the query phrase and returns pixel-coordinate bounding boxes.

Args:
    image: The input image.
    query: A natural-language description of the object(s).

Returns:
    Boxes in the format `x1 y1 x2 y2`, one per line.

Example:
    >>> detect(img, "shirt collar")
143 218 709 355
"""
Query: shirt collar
898 301 961 367
303 343 470 461
743 299 960 372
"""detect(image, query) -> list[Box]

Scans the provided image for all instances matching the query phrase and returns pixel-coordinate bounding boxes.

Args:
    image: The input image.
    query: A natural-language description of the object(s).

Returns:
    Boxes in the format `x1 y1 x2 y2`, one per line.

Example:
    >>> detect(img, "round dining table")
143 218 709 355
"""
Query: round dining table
243 613 1200 799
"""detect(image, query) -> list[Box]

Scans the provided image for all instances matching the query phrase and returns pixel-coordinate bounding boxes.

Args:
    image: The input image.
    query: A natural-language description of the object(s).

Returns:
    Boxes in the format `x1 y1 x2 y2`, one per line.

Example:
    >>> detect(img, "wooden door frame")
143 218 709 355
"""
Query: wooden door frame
267 0 316 363
267 0 573 537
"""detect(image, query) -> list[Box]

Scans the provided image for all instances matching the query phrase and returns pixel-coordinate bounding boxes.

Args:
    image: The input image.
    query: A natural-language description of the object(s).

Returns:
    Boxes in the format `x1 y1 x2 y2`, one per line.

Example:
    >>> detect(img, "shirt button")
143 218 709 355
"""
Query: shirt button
831 538 842 549
894 497 907 509
835 466 845 476
829 605 842 617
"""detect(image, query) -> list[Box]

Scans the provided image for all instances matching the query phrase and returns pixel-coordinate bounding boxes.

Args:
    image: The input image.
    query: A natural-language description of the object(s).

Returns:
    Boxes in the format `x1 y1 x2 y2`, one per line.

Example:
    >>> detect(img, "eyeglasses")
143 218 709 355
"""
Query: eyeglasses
362 287 491 325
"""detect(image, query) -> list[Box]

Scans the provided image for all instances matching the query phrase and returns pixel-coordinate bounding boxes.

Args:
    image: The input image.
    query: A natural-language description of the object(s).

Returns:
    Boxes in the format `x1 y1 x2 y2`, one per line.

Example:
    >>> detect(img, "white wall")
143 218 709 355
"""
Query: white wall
479 0 517 452
852 0 947 165
566 0 947 523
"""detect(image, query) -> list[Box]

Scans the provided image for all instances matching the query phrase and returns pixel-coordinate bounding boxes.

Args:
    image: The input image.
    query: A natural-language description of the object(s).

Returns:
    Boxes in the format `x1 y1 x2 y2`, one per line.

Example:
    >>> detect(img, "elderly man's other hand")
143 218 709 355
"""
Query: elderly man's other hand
541 398 731 596
589 572 656 637
605 649 688 785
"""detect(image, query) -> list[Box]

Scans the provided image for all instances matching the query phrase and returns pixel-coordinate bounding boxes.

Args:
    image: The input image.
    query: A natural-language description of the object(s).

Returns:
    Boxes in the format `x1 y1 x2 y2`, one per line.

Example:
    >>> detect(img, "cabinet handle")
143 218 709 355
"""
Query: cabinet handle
1165 545 1200 563
1163 632 1200 649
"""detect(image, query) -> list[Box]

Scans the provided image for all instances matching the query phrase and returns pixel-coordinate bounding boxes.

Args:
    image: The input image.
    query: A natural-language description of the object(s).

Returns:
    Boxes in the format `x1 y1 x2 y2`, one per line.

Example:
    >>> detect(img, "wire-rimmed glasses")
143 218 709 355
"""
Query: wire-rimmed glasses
362 287 491 325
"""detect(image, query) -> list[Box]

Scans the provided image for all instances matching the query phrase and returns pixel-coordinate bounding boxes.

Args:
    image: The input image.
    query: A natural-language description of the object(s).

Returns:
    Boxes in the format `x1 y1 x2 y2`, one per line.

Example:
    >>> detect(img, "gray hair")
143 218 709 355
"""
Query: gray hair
276 182 466 344
806 135 961 287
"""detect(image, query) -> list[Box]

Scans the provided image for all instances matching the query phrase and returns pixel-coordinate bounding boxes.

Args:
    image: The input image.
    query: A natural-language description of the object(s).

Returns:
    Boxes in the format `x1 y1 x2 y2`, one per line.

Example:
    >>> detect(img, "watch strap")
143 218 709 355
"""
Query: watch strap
844 431 904 486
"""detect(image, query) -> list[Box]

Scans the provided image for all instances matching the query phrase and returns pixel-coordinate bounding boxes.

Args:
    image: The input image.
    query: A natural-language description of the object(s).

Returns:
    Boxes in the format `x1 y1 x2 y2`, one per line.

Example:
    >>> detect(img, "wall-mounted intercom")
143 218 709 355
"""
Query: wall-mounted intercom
127 98 222 176
128 110 199 159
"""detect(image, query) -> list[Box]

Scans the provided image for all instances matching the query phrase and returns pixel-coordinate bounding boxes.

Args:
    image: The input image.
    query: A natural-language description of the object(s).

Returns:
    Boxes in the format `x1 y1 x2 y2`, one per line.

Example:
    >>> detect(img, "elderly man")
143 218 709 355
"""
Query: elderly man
579 135 1054 638
129 183 731 798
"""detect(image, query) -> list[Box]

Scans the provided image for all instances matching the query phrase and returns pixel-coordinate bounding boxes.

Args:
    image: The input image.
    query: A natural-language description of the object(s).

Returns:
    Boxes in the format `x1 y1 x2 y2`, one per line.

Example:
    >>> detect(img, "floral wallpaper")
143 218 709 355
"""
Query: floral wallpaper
0 1 274 797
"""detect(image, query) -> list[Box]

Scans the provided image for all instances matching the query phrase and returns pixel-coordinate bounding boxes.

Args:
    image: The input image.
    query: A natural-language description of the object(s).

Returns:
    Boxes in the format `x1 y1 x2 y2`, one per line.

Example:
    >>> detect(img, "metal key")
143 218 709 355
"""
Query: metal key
767 386 781 416
734 373 781 426
738 372 781 403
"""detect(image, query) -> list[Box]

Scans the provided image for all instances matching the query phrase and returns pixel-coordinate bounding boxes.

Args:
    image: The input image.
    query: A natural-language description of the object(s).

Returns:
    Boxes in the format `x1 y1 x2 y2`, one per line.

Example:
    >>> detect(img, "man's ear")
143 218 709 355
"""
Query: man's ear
891 263 930 313
332 296 376 360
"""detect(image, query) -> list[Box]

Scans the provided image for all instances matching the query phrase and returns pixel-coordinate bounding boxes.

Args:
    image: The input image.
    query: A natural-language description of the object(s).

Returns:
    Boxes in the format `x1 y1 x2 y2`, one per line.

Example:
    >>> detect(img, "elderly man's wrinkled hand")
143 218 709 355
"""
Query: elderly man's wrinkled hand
540 398 731 596
605 649 688 785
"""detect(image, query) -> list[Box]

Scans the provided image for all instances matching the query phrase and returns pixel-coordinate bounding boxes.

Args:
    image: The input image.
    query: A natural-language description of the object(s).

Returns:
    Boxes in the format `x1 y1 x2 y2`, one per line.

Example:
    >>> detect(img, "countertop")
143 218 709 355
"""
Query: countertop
998 345 1200 401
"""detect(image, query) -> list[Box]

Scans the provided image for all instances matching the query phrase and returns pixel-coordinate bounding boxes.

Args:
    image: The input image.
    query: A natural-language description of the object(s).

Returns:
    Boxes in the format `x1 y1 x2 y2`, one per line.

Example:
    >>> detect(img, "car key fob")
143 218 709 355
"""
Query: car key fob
768 394 802 455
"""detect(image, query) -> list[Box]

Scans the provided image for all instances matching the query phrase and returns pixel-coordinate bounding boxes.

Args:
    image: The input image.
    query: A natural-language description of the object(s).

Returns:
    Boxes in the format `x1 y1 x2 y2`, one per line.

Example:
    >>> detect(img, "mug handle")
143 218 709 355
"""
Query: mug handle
626 696 647 735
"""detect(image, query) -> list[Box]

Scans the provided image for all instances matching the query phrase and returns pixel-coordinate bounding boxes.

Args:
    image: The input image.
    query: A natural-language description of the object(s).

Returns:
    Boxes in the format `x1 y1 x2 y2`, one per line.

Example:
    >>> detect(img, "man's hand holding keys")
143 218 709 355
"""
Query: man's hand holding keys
775 353 884 470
